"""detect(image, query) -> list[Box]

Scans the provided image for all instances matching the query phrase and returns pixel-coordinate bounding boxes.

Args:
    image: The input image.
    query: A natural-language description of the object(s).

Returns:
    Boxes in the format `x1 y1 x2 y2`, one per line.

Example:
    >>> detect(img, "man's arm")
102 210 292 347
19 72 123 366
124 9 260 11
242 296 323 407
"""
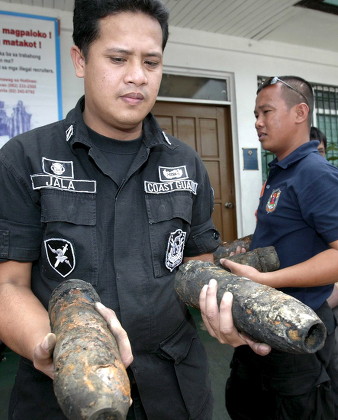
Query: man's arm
0 261 133 379
183 253 214 264
327 283 338 308
221 240 338 288
184 253 271 356
0 260 55 377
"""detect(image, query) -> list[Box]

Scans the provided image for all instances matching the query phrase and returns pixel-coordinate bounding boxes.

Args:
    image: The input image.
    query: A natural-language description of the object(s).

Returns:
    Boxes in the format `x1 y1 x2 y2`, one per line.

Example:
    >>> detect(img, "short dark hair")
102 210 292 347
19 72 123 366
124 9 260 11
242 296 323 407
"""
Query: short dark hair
257 76 314 128
310 126 327 150
73 0 169 58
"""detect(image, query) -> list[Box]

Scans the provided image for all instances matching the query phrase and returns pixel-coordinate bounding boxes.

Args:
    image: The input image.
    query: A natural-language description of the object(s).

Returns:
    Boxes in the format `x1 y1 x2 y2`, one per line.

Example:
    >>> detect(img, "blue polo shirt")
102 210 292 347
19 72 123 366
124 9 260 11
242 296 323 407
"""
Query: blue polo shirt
251 142 338 309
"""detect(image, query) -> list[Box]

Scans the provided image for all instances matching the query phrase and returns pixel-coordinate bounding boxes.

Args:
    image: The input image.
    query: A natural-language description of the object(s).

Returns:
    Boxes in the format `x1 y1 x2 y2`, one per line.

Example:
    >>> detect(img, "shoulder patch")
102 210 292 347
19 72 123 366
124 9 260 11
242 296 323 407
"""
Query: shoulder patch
165 229 186 272
44 238 75 278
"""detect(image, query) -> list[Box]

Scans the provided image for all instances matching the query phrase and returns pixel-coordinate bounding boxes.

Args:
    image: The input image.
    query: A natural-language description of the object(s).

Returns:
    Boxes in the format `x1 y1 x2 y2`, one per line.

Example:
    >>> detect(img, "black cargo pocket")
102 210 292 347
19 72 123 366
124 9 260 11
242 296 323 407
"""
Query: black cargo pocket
159 316 212 419
40 189 98 285
145 193 193 278
263 351 334 420
274 380 334 420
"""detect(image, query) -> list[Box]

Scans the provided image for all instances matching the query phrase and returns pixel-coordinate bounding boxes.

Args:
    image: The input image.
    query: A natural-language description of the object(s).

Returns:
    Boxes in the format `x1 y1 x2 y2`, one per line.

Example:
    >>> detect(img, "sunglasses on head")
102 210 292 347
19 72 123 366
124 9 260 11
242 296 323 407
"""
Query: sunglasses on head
263 76 309 106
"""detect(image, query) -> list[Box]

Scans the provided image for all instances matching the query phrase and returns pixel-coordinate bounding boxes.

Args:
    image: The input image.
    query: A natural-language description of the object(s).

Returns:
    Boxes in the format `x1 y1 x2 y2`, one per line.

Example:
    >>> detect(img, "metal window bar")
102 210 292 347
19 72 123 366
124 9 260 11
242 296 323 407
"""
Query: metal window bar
313 84 338 166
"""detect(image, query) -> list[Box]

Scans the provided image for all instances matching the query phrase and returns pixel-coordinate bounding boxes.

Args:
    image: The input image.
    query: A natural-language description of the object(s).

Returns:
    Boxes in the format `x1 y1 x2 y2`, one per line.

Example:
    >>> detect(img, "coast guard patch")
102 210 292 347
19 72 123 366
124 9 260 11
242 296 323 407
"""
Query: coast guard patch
145 165 198 195
165 229 186 272
159 166 188 181
44 238 75 277
266 188 281 213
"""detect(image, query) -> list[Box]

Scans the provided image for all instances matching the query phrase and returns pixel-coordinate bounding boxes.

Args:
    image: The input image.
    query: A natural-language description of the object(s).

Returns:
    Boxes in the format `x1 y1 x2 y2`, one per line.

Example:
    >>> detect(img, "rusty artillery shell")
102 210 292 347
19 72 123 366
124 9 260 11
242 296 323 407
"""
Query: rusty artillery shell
219 246 280 272
48 279 130 420
175 260 326 354
213 234 253 264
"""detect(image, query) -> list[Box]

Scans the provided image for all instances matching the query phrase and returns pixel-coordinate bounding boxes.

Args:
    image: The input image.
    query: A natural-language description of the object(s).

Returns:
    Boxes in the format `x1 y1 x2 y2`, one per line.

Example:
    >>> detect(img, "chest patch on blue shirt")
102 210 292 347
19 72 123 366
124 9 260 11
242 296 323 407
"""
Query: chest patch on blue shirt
266 188 281 213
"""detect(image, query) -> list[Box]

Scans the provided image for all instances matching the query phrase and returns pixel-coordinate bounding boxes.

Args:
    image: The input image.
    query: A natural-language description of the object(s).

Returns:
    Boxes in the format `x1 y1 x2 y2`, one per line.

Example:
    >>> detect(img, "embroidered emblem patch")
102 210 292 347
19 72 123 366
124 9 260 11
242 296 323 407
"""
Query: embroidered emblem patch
44 238 75 277
42 157 74 178
145 165 198 195
165 229 186 272
31 157 96 193
159 166 188 181
144 180 198 195
266 188 281 213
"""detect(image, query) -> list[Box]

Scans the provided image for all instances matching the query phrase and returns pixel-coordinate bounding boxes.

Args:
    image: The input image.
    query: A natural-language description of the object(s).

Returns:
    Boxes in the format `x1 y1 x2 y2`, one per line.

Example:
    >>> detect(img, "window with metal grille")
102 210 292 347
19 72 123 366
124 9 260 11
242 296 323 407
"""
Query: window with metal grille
313 83 338 166
257 76 338 181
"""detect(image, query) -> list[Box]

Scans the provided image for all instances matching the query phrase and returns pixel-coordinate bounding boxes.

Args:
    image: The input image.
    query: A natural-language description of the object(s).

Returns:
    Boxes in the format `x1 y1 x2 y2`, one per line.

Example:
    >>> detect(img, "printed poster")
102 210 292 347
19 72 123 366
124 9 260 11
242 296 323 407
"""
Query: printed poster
0 11 62 148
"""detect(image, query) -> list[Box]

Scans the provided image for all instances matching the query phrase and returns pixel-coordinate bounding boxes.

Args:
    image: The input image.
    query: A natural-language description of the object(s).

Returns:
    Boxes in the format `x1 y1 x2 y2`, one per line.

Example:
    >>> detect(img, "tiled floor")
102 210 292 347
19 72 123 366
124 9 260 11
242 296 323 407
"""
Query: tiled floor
0 308 233 420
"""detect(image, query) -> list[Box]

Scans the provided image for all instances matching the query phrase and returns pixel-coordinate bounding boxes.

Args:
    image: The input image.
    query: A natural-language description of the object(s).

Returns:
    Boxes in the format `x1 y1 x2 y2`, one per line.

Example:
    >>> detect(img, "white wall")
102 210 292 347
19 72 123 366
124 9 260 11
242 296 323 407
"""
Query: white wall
1 2 338 237
165 27 338 236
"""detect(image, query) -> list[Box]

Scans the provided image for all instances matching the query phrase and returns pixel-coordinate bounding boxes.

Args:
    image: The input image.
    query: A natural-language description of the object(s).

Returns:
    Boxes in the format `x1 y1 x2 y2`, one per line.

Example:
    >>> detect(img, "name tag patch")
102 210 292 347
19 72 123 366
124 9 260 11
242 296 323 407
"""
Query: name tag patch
165 229 186 272
31 157 96 193
31 175 96 193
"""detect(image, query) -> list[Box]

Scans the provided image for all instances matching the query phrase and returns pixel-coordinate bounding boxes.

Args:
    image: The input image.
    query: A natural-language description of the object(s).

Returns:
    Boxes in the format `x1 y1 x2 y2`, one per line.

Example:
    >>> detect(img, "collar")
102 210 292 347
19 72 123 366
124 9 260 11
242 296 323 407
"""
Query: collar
269 141 319 170
63 96 175 150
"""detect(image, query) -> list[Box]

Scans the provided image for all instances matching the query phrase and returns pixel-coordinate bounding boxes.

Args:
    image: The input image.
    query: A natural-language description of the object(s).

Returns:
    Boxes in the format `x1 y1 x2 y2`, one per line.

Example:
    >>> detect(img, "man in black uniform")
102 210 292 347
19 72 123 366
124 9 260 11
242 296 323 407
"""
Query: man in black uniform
0 1 269 419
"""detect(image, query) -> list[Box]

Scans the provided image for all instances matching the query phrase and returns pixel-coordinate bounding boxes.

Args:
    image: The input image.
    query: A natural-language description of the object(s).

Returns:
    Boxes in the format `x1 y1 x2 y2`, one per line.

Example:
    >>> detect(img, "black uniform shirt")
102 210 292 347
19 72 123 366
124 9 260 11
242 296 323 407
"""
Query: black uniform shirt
0 96 220 419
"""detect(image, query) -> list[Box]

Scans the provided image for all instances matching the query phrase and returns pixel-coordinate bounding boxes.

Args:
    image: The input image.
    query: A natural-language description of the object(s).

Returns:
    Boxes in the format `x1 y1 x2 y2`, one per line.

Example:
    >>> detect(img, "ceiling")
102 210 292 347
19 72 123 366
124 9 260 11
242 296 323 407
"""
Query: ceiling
2 0 338 53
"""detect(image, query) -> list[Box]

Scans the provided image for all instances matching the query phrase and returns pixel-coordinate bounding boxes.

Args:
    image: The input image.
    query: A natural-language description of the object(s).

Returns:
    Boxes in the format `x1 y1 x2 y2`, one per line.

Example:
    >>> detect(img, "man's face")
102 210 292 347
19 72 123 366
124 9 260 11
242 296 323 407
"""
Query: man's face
254 84 298 160
72 12 163 140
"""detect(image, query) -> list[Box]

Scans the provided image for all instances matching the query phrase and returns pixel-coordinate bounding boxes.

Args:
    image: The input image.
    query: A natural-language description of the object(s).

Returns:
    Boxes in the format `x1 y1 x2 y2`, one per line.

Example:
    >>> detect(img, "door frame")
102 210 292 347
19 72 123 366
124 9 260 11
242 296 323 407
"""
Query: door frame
157 66 243 237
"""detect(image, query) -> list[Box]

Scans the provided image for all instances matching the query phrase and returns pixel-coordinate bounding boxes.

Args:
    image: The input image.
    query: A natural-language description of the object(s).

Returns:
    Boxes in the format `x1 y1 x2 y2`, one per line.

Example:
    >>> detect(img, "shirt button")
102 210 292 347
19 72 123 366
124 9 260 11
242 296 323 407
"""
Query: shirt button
213 231 220 240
